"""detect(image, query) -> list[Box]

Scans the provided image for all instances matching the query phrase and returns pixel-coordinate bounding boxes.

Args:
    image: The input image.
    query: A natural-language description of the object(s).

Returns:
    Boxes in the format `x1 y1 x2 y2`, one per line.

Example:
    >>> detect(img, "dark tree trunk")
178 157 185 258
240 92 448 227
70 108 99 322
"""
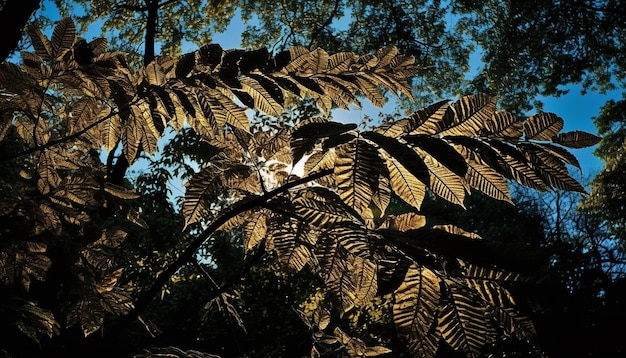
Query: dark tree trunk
110 0 159 184
144 0 158 65
0 0 41 63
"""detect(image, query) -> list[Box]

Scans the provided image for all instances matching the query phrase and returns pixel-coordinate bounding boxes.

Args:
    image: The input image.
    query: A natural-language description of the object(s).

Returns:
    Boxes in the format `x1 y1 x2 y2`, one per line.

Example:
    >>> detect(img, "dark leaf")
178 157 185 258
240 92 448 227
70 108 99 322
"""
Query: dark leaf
405 135 468 177
552 130 601 148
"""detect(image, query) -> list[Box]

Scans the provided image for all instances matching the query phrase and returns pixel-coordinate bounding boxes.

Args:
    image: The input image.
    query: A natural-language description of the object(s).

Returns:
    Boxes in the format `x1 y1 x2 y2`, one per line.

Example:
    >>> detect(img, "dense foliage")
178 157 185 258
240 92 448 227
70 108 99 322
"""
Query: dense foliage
0 16 604 358
40 0 626 112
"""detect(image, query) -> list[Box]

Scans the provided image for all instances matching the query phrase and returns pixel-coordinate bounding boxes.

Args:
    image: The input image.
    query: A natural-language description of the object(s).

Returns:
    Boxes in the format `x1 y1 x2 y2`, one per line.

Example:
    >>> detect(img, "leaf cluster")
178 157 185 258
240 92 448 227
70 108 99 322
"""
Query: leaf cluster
0 17 601 358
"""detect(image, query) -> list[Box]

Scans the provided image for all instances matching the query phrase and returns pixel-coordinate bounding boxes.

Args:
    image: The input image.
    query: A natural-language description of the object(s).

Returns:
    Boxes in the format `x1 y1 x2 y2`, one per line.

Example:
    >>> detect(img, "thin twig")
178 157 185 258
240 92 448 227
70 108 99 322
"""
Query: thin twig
308 0 341 49
1 100 138 162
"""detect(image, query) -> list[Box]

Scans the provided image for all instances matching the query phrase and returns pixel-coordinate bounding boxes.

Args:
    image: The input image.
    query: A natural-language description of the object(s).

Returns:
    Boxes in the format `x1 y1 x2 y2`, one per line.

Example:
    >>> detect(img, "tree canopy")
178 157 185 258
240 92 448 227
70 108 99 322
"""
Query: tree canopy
40 0 626 111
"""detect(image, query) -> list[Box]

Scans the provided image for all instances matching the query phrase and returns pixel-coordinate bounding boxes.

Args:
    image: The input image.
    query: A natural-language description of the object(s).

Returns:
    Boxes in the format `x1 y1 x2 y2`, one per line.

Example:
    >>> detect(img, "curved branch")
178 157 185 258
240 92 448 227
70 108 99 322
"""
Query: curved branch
118 169 333 328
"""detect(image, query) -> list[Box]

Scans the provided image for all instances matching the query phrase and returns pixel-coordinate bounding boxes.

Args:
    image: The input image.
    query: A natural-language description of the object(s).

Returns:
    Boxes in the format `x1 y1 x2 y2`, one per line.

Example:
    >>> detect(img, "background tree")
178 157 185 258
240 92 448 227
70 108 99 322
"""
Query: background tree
52 0 238 65
454 0 626 111
583 95 626 248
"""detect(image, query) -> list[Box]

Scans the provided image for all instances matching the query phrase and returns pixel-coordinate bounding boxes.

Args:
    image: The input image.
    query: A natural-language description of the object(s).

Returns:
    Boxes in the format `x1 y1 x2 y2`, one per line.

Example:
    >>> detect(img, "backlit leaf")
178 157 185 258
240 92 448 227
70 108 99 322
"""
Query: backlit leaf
438 279 496 357
524 112 564 140
379 212 426 232
243 209 268 251
334 139 382 216
552 130 601 148
393 265 441 358
51 17 76 57
27 23 52 61
183 167 223 229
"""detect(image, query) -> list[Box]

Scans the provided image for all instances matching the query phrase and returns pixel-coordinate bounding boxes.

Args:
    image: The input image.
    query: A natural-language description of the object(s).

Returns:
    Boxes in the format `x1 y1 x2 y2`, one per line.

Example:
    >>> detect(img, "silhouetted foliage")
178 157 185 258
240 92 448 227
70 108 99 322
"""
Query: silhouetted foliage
0 17 601 358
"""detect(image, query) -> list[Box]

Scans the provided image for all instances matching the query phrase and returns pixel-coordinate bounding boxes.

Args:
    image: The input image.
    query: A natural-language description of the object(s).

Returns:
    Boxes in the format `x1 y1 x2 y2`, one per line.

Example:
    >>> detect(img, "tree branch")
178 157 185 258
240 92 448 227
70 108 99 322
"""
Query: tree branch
144 0 158 66
149 237 267 341
117 169 333 328
0 101 137 163
308 0 341 49
109 0 180 185
191 258 221 291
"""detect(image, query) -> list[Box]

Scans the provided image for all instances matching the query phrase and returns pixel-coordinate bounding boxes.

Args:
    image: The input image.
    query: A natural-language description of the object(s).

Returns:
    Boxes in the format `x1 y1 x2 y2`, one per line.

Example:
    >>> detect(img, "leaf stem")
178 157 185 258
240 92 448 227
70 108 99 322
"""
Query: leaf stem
0 100 138 163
